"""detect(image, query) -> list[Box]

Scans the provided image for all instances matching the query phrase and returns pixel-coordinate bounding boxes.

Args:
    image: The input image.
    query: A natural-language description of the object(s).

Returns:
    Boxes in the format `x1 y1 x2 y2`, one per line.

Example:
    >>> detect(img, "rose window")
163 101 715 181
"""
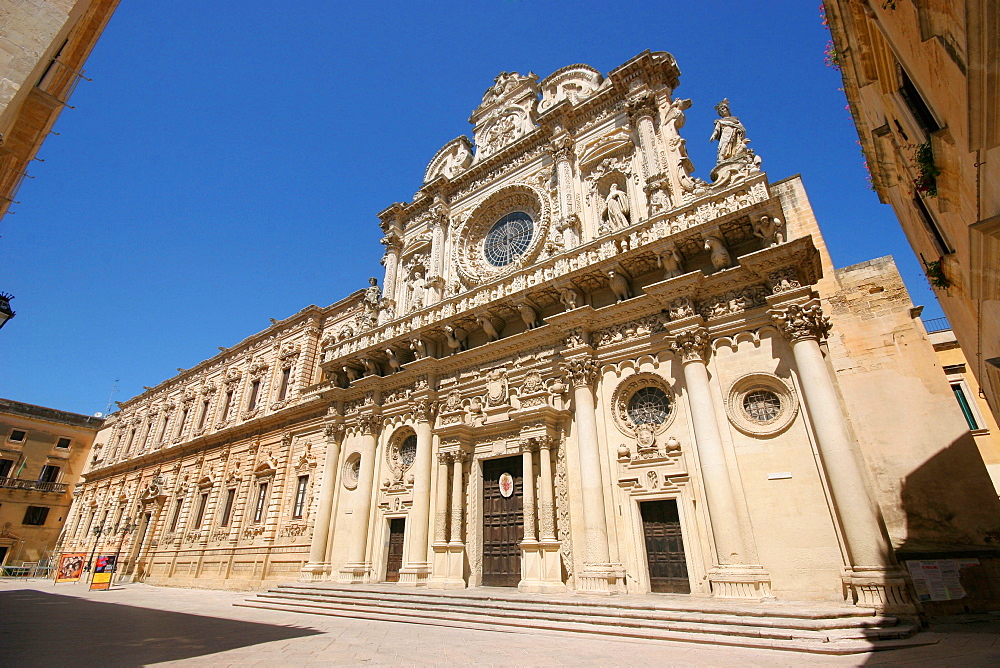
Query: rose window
483 212 533 267
627 387 671 426
399 434 417 468
742 390 781 423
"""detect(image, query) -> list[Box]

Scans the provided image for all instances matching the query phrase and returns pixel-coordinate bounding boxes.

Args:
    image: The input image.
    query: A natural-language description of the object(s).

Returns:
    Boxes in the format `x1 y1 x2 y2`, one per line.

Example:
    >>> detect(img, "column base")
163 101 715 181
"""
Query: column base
427 542 466 589
397 563 431 587
518 539 566 593
577 564 626 595
337 562 371 584
708 565 773 600
843 567 918 614
299 561 330 582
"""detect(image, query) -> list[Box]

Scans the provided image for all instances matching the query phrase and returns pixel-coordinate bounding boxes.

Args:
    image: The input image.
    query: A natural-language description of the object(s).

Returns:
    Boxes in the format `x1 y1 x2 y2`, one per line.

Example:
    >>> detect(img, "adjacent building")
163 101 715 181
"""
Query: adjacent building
0 0 119 219
60 52 1000 616
0 399 103 568
823 1 1000 422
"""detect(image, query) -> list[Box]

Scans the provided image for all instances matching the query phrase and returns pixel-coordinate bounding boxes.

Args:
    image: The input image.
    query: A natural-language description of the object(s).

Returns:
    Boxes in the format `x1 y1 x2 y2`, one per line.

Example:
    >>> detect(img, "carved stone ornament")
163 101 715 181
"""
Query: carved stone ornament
486 367 509 406
724 373 799 437
769 301 831 343
610 372 677 437
412 398 437 423
452 184 551 286
342 452 361 490
423 135 473 183
355 414 384 435
563 357 599 388
471 71 540 160
386 430 418 478
670 327 711 363
538 64 602 112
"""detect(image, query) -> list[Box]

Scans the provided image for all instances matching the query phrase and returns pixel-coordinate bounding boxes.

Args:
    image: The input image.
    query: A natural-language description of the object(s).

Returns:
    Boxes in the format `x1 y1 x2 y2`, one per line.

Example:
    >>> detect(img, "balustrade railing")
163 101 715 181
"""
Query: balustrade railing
0 477 68 493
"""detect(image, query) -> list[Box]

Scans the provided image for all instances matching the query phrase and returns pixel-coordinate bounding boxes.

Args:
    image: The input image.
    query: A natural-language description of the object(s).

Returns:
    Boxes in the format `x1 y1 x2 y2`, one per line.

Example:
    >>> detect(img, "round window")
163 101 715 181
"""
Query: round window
742 390 781 423
627 387 671 426
342 453 361 490
483 212 533 267
399 434 417 468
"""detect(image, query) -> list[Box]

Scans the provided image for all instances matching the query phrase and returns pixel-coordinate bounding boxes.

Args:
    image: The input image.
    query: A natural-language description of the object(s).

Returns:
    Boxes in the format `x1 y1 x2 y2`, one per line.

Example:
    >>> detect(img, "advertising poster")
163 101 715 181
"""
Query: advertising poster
55 553 86 583
905 558 980 601
89 554 118 591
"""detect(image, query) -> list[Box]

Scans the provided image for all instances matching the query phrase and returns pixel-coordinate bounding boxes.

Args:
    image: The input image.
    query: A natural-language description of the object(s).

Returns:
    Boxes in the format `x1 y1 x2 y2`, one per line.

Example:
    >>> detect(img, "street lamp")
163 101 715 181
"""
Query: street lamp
0 293 15 330
112 516 137 583
85 524 104 572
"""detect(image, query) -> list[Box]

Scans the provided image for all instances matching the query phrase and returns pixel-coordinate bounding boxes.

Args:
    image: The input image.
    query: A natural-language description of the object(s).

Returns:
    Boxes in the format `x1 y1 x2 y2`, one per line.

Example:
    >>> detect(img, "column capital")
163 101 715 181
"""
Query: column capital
323 420 346 443
355 413 384 436
563 357 599 388
548 131 575 162
412 398 438 424
519 437 539 453
437 452 452 466
670 326 711 363
768 300 831 343
627 93 657 124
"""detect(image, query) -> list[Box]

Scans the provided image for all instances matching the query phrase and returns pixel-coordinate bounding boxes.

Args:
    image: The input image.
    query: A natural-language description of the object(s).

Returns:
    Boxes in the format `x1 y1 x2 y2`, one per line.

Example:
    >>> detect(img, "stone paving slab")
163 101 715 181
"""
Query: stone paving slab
1 579 998 666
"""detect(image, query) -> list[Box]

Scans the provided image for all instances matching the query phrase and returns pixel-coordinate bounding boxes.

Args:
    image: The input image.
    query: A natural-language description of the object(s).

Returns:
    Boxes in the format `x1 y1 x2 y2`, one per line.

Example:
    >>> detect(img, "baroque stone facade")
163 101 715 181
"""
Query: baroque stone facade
61 52 1000 612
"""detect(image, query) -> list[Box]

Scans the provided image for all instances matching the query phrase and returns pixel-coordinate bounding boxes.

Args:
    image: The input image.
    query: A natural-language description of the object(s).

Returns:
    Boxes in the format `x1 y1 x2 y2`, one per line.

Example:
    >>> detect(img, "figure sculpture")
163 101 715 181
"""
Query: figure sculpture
443 325 465 354
607 269 632 302
752 215 785 247
385 348 402 373
658 247 685 279
558 286 581 311
517 303 540 329
602 182 631 230
409 337 427 360
705 236 732 270
476 314 501 341
709 98 748 164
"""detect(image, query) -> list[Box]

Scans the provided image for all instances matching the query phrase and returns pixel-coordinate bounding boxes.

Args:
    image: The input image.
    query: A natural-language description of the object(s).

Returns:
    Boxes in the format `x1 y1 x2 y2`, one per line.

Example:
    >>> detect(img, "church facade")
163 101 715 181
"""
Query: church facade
59 51 1000 612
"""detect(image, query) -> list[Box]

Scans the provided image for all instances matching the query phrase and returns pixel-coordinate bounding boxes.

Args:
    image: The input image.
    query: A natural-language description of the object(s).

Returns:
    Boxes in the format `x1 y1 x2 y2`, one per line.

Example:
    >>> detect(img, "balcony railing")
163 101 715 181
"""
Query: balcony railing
924 317 951 333
35 59 90 106
0 477 68 493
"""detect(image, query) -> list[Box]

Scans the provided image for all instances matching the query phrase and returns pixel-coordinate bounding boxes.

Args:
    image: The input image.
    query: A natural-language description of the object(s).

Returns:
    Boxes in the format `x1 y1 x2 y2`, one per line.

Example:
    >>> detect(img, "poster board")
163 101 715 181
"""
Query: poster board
55 553 86 583
89 554 117 591
905 558 980 602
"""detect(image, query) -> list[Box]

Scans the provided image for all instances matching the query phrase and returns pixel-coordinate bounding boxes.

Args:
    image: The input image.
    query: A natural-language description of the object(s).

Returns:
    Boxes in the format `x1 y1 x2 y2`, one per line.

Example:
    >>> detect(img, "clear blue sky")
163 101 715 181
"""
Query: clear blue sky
0 1 943 416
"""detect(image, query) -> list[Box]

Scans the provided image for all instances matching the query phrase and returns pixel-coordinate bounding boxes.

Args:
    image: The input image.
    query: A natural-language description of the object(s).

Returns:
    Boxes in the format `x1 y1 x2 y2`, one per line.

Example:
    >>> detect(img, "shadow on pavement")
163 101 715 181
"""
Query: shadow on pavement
0 588 321 666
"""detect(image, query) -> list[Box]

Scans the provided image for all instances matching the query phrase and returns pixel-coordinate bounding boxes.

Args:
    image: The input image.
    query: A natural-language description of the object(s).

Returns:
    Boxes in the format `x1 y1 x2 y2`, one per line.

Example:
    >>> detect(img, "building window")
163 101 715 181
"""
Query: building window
253 482 269 524
8 429 26 443
23 506 49 526
898 66 941 135
168 499 184 533
627 387 671 426
56 437 71 449
247 379 261 411
293 475 309 519
220 488 236 527
0 459 13 479
124 429 136 457
194 492 209 527
177 407 189 435
278 368 292 401
197 399 210 430
952 383 981 431
221 390 234 422
743 390 782 423
38 465 60 483
156 417 168 443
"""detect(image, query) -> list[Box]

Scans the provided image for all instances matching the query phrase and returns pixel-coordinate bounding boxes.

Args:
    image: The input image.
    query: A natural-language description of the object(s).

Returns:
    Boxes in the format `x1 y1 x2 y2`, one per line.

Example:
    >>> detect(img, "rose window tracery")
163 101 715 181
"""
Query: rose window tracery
742 390 781 423
484 212 534 267
627 387 671 426
611 373 677 436
724 373 798 436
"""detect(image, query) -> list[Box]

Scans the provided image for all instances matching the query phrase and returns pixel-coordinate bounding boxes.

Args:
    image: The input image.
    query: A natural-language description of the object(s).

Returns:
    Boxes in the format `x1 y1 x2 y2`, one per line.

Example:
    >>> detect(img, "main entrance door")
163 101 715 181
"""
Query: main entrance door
640 499 690 594
385 518 405 582
482 456 523 587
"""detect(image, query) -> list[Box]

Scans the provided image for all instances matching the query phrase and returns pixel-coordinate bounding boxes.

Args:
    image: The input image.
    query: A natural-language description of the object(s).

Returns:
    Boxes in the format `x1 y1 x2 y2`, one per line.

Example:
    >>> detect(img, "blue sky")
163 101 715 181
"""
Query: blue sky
0 1 942 415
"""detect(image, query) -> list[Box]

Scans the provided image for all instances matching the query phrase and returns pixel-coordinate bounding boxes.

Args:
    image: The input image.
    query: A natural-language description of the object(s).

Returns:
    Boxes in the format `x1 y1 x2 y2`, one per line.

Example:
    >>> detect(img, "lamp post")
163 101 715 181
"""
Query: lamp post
0 293 15 330
112 517 136 583
85 524 104 573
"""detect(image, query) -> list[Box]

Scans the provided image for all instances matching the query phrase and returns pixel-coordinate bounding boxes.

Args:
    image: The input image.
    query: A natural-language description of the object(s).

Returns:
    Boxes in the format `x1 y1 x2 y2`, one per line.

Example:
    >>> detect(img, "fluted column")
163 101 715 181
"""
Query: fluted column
537 438 557 541
521 443 537 542
400 400 436 585
770 300 911 610
434 453 450 543
565 358 623 594
302 419 344 580
449 452 464 545
627 94 662 182
339 413 382 582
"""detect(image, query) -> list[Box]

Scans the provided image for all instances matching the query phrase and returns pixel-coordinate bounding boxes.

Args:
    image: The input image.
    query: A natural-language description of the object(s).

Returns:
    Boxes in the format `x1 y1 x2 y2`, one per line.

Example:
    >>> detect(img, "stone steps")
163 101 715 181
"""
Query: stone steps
239 584 932 655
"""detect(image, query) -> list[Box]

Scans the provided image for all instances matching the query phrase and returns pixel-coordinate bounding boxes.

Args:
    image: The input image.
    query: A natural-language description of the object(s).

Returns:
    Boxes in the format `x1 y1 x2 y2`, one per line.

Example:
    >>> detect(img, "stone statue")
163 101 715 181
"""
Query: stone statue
705 236 732 270
709 98 748 164
658 247 684 279
517 303 539 329
607 269 632 302
409 337 427 360
602 183 631 230
358 277 382 330
752 215 785 247
558 286 581 311
407 271 426 313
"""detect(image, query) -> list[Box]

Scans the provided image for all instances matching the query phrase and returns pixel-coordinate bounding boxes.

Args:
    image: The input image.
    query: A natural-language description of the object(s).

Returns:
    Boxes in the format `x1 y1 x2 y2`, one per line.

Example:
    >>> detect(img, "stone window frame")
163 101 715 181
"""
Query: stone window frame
610 372 678 437
385 427 418 476
724 372 798 437
342 452 361 490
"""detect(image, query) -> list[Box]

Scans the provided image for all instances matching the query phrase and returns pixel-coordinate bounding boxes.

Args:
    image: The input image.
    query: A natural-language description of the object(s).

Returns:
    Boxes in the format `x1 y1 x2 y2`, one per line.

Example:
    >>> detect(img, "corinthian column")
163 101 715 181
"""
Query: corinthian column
339 413 382 583
627 93 662 182
521 442 537 542
301 419 344 580
769 300 912 611
564 357 624 594
550 132 580 249
400 400 436 586
380 233 402 307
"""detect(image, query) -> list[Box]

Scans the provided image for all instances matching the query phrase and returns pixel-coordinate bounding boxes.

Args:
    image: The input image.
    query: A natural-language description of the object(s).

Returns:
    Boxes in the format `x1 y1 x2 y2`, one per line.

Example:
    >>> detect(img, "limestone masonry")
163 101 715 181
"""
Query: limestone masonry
59 51 1000 616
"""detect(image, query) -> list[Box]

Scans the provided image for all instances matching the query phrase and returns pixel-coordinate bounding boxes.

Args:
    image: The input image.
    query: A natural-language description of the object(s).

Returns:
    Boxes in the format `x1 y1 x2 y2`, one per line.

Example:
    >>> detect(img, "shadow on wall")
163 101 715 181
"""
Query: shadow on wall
0 589 321 665
896 434 1000 614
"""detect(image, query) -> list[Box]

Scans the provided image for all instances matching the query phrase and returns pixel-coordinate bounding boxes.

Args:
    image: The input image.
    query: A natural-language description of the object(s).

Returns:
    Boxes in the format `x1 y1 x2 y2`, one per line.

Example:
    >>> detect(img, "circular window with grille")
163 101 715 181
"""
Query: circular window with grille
725 374 797 436
611 373 676 436
386 431 418 473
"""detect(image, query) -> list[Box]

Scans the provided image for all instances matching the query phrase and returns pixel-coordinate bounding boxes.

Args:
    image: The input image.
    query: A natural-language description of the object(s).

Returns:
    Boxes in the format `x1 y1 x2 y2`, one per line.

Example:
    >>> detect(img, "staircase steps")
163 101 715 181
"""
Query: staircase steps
239 583 932 655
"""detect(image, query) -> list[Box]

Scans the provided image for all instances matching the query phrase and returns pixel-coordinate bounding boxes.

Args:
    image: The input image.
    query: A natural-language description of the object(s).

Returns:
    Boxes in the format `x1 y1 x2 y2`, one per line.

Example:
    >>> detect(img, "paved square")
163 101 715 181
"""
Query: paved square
1 579 998 666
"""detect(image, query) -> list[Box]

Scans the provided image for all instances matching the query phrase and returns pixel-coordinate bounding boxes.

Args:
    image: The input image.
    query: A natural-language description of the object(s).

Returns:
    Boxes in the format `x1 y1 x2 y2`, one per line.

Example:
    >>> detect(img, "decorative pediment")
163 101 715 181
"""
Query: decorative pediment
579 126 636 170
471 71 540 161
424 136 473 184
538 64 603 112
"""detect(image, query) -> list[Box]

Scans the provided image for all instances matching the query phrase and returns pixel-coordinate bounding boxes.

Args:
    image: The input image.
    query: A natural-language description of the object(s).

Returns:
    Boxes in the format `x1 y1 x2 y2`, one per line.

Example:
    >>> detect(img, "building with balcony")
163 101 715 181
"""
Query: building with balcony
0 0 119 220
823 1 1000 423
59 52 1000 623
0 398 103 569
